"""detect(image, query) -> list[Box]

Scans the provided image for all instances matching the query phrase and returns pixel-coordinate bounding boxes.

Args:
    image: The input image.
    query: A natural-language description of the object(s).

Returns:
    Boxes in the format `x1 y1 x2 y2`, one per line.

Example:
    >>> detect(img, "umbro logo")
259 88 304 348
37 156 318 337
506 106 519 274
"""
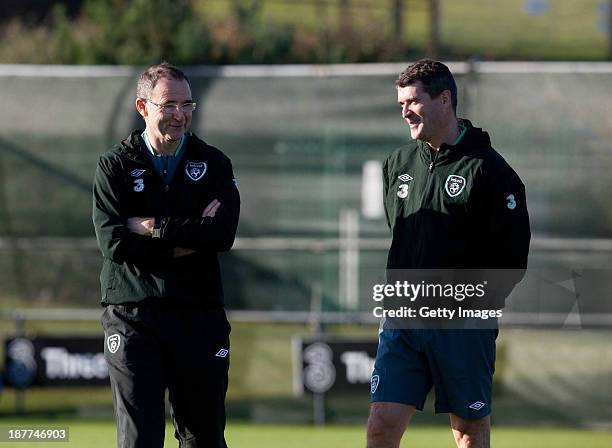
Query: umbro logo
215 348 229 358
398 173 413 182
468 401 485 411
130 169 145 177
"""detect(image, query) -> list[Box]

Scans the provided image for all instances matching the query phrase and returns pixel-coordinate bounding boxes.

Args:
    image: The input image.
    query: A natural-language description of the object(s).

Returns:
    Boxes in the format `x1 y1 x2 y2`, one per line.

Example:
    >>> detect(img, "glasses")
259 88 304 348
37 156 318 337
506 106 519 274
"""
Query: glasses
145 100 197 115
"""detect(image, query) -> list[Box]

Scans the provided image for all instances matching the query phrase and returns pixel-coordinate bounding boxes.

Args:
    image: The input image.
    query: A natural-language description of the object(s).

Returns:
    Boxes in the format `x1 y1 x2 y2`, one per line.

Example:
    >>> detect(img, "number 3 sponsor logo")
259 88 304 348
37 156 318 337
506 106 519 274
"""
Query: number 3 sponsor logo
506 194 517 210
397 184 409 199
303 342 336 394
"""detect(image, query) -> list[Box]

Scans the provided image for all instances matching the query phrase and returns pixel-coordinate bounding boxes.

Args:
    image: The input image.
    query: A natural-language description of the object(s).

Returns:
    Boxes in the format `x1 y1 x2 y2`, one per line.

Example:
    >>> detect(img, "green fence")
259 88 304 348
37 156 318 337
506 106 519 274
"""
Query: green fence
1 63 612 308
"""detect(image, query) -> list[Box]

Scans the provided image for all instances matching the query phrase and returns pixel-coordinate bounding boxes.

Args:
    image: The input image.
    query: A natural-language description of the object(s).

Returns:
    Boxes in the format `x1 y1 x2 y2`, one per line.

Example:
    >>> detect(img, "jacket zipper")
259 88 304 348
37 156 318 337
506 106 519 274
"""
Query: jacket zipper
409 146 439 267
419 147 439 209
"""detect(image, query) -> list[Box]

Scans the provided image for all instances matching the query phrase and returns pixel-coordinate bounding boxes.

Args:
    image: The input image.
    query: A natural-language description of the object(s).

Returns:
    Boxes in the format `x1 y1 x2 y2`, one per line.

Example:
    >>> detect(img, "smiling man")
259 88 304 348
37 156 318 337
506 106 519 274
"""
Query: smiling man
367 60 530 448
93 62 240 448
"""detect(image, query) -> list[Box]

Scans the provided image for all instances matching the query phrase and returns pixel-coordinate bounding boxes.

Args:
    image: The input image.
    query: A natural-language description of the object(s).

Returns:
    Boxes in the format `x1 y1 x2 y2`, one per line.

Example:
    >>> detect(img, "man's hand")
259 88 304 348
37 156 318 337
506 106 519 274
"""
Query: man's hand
127 217 155 236
128 200 220 253
203 199 221 217
172 200 220 257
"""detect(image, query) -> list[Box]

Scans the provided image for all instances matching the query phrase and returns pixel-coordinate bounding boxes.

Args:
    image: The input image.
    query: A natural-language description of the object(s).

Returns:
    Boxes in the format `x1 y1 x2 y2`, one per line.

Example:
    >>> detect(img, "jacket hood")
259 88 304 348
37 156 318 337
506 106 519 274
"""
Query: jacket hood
117 130 146 161
456 119 492 150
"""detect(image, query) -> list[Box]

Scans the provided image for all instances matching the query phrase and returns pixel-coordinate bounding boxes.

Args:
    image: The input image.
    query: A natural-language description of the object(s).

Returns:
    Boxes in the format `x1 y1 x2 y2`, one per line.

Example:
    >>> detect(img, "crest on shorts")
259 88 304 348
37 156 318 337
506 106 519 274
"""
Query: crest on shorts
185 161 207 181
107 334 120 354
445 175 466 198
371 374 380 394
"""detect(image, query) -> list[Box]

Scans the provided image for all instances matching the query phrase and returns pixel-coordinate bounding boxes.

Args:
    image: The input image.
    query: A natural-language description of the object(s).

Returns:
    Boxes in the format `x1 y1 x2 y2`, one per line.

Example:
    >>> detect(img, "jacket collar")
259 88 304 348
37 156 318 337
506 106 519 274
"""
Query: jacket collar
119 130 196 163
417 119 492 165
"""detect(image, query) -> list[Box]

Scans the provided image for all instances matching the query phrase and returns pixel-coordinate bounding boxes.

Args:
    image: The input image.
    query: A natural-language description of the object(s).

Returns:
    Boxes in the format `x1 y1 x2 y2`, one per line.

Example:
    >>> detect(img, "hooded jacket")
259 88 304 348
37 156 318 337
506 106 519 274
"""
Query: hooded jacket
383 120 530 272
93 131 240 306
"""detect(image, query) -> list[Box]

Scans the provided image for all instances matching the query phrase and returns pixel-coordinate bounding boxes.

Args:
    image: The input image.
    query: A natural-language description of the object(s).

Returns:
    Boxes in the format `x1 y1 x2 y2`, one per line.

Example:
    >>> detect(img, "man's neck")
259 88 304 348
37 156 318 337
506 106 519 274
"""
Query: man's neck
145 129 181 156
426 120 461 153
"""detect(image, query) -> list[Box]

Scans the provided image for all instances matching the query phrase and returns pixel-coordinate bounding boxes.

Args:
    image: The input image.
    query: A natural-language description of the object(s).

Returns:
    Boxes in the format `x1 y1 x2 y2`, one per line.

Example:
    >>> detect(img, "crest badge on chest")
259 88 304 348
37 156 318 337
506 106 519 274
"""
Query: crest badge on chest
445 174 466 198
185 161 207 181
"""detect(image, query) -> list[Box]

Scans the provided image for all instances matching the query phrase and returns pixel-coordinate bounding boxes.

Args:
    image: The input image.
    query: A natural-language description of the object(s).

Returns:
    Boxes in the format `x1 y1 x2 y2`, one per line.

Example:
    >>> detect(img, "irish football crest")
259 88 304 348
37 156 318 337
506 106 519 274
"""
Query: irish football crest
107 334 120 354
445 175 466 198
371 374 380 394
185 161 207 181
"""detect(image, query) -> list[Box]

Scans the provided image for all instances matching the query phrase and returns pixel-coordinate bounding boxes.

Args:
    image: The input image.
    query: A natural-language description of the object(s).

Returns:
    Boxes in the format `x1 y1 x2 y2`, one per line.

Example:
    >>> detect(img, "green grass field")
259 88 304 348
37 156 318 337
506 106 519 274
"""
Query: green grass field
0 420 611 448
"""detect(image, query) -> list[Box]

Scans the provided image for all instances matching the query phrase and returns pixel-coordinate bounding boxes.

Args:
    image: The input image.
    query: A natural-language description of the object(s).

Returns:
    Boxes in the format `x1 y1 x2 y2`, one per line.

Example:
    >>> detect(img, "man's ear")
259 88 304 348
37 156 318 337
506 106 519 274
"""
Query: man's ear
441 89 451 108
135 98 147 118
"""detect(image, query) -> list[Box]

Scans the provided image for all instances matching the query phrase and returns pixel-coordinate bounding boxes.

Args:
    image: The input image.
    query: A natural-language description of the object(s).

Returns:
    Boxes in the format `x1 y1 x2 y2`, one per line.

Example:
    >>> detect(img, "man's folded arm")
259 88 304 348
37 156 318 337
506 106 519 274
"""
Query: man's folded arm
157 157 240 252
92 157 174 267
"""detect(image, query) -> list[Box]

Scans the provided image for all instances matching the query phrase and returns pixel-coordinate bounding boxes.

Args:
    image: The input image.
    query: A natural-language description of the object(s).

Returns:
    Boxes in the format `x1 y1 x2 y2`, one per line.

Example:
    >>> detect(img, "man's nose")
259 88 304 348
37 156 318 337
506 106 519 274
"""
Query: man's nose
171 107 184 120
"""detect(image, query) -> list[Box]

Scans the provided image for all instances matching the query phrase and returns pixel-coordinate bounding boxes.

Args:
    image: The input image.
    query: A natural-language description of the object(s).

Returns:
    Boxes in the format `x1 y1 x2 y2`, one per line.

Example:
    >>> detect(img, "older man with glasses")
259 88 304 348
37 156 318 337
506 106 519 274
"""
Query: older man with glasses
93 62 240 448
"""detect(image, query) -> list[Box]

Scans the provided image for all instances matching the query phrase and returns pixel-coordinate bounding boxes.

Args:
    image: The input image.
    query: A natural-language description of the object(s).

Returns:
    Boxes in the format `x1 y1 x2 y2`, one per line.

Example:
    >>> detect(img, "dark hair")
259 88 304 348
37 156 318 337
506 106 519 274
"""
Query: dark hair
136 62 190 99
395 59 457 113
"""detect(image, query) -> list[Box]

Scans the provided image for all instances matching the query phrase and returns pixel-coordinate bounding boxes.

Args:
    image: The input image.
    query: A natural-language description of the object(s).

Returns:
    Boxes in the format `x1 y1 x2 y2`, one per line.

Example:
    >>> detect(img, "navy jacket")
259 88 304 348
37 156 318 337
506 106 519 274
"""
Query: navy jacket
93 131 240 306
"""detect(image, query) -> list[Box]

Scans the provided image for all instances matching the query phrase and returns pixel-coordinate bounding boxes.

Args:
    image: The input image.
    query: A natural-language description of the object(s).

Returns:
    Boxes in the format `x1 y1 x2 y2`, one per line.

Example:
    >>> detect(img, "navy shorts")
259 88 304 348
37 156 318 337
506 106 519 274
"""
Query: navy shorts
370 328 497 420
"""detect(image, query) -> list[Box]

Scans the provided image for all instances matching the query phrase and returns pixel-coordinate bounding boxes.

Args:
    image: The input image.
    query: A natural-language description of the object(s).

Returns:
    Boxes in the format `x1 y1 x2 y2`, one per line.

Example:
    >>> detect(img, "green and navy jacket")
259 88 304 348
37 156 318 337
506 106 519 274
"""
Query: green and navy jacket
383 120 530 271
92 131 240 306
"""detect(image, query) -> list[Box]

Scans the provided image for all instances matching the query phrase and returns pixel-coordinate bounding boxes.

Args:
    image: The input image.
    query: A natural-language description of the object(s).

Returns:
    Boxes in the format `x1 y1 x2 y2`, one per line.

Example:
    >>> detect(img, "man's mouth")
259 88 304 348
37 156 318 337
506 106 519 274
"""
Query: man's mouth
406 115 421 126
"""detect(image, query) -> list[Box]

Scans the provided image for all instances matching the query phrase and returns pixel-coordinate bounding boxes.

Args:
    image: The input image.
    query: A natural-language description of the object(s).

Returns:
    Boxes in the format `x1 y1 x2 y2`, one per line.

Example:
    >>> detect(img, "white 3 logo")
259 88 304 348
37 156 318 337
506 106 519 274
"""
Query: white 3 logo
397 184 409 199
506 194 517 210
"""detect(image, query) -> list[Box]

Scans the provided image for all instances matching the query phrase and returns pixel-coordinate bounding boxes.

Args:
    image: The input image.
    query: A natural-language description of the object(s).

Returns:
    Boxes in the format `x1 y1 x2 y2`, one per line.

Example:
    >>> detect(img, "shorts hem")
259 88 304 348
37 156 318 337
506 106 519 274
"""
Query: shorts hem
370 398 425 411
435 406 492 420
